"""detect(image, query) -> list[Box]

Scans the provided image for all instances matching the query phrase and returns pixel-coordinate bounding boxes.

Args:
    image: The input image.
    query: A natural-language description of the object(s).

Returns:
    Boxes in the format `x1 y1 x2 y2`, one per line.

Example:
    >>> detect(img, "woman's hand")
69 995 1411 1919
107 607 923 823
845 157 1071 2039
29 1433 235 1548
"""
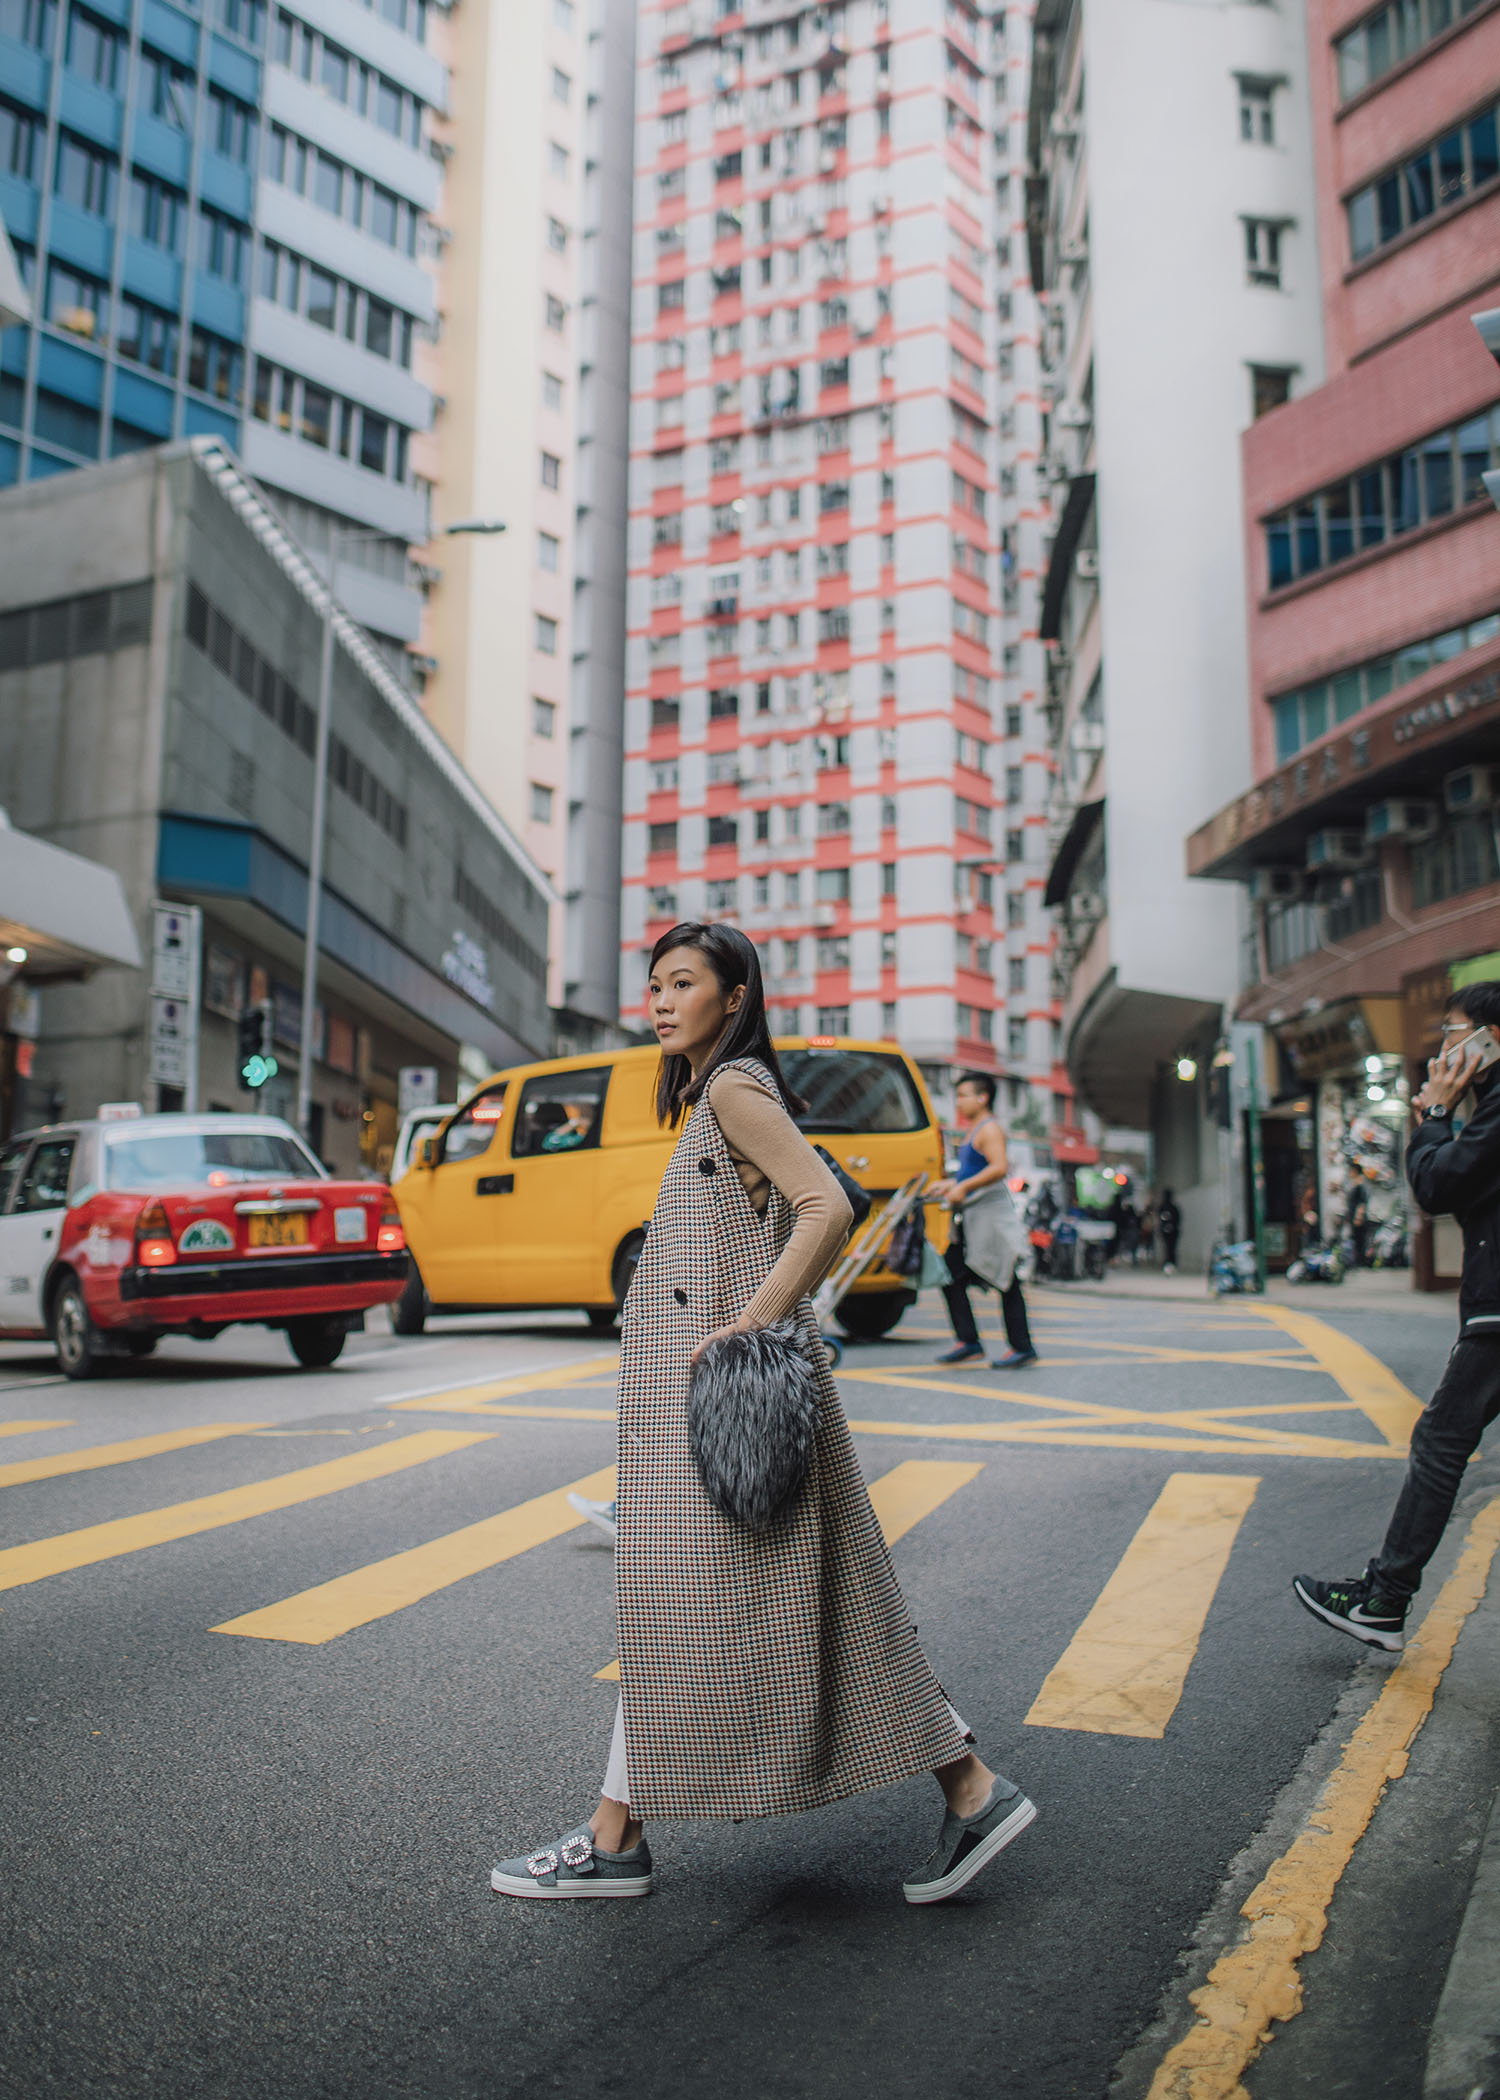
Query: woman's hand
928 1177 960 1205
691 1321 755 1366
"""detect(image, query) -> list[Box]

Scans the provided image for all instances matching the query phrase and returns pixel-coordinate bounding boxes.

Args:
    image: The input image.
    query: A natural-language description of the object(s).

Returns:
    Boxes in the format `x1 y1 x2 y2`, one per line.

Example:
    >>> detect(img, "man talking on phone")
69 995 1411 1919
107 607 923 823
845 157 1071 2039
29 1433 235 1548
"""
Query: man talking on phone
1293 981 1500 1652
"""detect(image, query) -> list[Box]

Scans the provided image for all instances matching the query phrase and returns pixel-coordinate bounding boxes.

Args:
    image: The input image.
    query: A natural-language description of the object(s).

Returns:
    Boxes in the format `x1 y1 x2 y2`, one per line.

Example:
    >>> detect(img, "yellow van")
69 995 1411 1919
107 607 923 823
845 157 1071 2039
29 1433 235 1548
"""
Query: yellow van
391 1037 947 1339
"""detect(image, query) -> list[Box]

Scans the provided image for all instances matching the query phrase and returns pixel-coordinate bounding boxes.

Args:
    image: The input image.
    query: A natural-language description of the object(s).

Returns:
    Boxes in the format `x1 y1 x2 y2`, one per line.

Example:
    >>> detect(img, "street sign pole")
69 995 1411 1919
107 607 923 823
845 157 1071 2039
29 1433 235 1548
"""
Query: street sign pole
1246 1033 1268 1293
297 579 336 1145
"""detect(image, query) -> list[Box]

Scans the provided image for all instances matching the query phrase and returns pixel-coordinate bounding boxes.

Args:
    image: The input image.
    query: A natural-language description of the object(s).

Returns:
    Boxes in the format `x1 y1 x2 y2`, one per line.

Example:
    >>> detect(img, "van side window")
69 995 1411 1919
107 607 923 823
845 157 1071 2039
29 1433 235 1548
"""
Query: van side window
511 1068 610 1158
441 1086 508 1165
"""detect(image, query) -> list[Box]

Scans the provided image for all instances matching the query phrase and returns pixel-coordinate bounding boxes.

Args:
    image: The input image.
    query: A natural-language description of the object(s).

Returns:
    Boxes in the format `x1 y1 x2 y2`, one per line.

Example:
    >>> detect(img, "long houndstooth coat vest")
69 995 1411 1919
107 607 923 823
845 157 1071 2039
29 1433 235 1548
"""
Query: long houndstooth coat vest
615 1057 970 1820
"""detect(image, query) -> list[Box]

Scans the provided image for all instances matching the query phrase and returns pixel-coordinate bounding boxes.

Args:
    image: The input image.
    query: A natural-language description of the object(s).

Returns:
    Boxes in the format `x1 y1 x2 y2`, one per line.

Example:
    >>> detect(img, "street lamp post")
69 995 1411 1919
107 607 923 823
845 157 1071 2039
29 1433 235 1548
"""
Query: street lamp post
294 516 506 1147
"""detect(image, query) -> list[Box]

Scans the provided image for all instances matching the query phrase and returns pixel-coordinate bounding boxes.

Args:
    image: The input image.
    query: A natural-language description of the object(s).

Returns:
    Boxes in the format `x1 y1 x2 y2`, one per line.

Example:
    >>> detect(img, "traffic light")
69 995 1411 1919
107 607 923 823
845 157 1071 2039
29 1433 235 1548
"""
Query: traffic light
237 1003 278 1091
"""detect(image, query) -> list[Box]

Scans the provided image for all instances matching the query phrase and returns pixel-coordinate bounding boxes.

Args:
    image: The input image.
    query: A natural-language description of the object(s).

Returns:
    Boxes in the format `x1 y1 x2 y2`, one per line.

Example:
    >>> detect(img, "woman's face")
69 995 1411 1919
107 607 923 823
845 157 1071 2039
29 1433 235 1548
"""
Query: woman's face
649 946 743 1066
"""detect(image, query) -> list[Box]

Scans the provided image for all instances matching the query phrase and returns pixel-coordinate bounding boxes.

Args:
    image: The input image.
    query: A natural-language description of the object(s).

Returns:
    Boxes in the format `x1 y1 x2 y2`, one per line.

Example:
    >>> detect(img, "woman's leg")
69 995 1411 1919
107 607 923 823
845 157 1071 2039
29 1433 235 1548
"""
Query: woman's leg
591 1696 644 1852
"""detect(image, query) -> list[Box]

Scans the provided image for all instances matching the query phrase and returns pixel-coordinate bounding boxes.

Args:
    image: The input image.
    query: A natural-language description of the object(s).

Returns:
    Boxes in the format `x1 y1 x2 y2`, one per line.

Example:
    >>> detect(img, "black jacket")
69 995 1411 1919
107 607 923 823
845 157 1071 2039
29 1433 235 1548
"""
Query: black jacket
1406 1075 1500 1330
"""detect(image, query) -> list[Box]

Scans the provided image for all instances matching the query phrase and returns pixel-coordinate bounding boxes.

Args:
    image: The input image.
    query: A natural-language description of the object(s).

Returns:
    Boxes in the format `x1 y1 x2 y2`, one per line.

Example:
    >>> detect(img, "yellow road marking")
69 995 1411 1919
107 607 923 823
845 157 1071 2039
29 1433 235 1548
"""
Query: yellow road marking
1026 1473 1260 1738
1146 1493 1500 2097
0 1423 267 1491
0 1419 72 1441
1036 1337 1317 1371
215 1464 617 1644
391 1357 617 1415
1256 1306 1423 1449
0 1431 490 1591
594 1458 984 1682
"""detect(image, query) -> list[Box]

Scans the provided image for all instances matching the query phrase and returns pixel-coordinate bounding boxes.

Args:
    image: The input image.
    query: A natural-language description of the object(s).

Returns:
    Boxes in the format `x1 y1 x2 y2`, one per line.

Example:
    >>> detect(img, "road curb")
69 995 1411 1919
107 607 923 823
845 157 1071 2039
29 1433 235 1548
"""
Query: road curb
1424 1608 1500 2100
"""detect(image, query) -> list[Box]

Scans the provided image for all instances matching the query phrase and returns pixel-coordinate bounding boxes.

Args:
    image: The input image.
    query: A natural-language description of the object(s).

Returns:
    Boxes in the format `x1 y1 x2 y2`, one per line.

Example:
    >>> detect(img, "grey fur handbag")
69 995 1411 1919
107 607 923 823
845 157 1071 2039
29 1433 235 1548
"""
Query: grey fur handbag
687 1322 819 1529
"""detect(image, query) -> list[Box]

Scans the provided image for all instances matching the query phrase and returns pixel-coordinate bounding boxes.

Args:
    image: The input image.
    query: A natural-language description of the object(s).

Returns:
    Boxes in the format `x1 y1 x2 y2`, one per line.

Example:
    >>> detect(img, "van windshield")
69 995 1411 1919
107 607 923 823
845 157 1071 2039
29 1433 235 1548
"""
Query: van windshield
779 1048 927 1134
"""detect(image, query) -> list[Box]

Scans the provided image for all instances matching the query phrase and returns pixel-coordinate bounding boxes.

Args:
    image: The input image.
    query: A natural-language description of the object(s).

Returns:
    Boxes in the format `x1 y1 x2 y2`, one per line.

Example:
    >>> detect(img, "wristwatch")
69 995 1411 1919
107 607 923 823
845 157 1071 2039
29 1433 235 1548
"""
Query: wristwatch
1424 1103 1451 1120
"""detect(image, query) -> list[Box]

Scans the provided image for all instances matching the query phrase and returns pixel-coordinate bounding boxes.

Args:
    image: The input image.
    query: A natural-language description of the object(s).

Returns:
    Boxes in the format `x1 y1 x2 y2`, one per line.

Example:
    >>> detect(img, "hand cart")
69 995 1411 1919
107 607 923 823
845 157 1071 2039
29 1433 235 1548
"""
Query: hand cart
812 1171 931 1368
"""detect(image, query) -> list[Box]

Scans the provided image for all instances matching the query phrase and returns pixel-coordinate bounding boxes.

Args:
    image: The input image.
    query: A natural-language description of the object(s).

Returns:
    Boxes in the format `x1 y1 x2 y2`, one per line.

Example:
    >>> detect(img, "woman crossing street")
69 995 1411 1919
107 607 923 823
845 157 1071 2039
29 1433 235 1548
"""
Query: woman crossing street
490 924 1036 1906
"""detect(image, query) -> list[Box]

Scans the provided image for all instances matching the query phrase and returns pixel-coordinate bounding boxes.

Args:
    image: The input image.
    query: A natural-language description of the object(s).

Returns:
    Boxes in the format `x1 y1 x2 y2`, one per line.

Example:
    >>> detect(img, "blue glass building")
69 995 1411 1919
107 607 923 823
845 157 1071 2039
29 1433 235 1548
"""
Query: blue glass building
0 0 441 651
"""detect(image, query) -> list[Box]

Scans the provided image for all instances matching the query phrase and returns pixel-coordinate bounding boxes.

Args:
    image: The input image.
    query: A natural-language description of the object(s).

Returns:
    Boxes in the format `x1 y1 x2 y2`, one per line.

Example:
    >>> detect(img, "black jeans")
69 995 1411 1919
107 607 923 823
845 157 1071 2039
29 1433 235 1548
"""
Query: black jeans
1368 1335 1500 1602
943 1235 1033 1356
1161 1230 1180 1268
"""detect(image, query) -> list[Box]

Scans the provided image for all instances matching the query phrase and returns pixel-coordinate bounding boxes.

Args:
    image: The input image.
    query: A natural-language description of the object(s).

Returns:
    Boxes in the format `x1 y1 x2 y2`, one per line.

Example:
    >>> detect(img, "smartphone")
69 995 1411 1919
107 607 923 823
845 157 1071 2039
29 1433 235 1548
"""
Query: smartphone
1444 1026 1500 1074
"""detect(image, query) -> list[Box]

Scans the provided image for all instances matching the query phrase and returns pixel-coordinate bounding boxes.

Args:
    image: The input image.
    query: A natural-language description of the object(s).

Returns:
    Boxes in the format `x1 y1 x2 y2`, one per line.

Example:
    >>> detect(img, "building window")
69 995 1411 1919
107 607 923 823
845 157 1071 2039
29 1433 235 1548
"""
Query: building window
1346 99 1500 262
1271 608 1500 760
66 6 123 89
1243 217 1285 287
538 530 559 572
1251 365 1294 419
1007 957 1026 994
530 782 554 823
648 821 678 855
707 878 737 913
1238 77 1275 145
648 885 677 917
542 370 563 410
816 935 850 969
1411 815 1500 908
56 132 117 218
532 696 557 737
707 814 739 848
541 450 562 489
545 293 567 332
651 696 680 730
546 215 568 254
1337 0 1487 103
754 808 771 842
1264 409 1500 589
815 867 851 903
552 65 570 101
817 1005 851 1034
535 614 558 654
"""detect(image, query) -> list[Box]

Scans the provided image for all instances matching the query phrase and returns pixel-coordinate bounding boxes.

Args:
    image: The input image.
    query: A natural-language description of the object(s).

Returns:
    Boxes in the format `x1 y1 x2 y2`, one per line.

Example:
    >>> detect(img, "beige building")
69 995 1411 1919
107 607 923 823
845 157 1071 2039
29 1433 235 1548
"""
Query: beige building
418 0 635 1029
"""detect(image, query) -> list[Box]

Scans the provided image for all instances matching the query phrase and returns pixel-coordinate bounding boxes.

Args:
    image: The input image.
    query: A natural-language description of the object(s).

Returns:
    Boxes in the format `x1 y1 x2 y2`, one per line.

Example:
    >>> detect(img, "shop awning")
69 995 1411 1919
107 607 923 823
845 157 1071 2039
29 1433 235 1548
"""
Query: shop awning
0 821 142 978
1039 473 1095 643
1044 797 1104 908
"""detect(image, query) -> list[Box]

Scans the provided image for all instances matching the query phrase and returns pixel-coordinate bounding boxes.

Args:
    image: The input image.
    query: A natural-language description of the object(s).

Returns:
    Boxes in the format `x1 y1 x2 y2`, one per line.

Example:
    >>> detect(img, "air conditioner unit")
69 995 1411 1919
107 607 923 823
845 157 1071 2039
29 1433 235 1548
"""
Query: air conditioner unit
1250 867 1305 904
819 148 837 173
1306 828 1370 871
1074 549 1099 580
1060 239 1087 266
814 903 838 926
1365 797 1438 843
1444 764 1500 813
1055 402 1090 428
1070 721 1104 753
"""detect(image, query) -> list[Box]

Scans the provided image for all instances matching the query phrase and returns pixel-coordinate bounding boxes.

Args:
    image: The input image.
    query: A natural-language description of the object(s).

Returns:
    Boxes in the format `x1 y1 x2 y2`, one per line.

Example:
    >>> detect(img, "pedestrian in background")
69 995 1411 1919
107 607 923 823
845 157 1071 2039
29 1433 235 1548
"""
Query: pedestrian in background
932 1072 1038 1370
1157 1188 1181 1274
1139 1198 1157 1266
492 925 1036 1906
1294 983 1500 1651
1348 1182 1370 1267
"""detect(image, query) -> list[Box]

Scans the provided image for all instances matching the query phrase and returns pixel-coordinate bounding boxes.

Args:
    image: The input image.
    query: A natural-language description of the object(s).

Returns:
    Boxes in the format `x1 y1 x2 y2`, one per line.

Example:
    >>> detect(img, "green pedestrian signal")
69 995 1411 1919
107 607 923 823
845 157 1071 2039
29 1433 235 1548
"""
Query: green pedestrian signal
237 1003 277 1091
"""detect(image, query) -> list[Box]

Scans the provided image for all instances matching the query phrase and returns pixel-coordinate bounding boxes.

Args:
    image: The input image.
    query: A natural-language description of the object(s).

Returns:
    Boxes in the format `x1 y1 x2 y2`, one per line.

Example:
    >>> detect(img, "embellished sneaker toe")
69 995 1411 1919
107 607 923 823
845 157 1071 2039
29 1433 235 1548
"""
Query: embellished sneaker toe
490 1824 653 1899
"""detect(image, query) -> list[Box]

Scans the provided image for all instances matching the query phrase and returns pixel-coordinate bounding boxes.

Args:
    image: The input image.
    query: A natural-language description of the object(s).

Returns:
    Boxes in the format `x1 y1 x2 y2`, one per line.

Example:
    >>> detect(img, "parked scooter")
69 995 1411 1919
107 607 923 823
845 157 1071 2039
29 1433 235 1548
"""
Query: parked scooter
1208 1239 1262 1295
1285 1238 1344 1285
1371 1216 1409 1269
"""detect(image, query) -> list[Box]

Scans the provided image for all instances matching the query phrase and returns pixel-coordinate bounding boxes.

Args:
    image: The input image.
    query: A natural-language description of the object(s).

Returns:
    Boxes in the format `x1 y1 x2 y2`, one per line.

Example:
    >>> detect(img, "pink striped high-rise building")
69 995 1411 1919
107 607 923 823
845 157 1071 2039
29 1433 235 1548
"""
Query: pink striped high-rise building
618 0 1069 1126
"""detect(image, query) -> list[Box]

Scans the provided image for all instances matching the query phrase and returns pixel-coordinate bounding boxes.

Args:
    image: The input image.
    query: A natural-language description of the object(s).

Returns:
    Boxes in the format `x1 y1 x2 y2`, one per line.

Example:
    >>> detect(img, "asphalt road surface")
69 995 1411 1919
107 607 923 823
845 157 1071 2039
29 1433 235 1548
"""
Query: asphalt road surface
0 1284 1490 2100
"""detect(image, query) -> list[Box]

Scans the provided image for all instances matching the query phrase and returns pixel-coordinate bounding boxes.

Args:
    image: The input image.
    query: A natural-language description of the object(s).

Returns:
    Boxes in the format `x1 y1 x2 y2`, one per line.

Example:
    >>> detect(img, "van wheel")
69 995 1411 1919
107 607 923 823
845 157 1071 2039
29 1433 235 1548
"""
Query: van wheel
835 1290 914 1341
586 1308 618 1333
611 1231 645 1314
391 1259 428 1336
52 1273 109 1380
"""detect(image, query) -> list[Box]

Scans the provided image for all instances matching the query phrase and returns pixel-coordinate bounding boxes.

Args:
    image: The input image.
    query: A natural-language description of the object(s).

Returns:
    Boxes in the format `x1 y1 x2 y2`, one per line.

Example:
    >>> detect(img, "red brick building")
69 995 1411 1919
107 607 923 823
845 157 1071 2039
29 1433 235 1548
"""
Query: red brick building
1189 0 1500 1282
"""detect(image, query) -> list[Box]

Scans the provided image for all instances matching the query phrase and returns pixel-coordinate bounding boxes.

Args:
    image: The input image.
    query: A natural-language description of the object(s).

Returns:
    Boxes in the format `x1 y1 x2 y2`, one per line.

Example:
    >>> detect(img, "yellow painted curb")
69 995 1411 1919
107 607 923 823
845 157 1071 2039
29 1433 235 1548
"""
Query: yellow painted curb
1146 1493 1500 2100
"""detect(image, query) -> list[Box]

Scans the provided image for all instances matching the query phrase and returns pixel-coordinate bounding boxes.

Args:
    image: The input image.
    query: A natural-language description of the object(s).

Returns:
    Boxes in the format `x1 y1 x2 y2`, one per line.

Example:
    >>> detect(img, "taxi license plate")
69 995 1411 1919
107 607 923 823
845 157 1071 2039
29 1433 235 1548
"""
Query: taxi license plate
248 1213 309 1248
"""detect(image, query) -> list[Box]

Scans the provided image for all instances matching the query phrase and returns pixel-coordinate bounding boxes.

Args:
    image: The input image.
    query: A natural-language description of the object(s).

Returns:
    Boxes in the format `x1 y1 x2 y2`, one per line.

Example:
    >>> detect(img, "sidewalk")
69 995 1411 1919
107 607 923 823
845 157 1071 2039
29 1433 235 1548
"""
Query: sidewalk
1041 1262 1458 1320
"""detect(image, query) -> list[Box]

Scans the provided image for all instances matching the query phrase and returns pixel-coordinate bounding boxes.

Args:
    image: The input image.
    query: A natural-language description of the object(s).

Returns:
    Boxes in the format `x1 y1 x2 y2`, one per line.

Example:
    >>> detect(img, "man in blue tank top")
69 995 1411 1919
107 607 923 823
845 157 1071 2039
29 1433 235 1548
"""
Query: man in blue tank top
929 1072 1038 1370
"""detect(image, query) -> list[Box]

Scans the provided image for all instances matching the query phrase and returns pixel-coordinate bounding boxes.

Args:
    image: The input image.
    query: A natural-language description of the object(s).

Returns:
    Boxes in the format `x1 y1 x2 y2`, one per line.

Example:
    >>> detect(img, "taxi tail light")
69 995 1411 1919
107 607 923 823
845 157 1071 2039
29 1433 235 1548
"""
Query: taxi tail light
135 1199 176 1267
377 1208 406 1253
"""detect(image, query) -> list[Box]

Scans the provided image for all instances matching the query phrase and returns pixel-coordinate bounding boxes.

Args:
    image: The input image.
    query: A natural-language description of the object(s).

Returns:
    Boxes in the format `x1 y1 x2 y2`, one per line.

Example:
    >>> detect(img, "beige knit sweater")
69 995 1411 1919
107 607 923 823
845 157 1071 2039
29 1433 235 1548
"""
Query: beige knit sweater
710 1068 854 1326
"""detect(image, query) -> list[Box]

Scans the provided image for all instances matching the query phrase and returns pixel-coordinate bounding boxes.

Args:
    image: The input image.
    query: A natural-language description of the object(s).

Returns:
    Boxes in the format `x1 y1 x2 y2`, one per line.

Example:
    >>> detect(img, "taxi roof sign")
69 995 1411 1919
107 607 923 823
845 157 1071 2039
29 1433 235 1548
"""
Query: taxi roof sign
97 1101 144 1122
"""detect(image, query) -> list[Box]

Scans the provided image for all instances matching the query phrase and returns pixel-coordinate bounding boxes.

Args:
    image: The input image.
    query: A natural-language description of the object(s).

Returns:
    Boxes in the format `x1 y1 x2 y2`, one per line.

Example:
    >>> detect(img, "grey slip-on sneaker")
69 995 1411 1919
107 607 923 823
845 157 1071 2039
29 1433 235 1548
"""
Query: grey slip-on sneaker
902 1776 1037 1905
491 1825 653 1900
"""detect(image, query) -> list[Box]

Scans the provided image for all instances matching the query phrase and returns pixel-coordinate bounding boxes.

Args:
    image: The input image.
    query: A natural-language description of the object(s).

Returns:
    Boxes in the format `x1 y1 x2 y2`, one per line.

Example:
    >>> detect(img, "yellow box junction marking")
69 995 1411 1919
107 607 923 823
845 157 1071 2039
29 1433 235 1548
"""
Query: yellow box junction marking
0 1419 72 1442
0 1431 490 1592
1147 1492 1500 2100
215 1464 618 1644
594 1457 985 1680
0 1423 268 1491
391 1355 618 1416
1256 1305 1423 1448
1026 1473 1260 1739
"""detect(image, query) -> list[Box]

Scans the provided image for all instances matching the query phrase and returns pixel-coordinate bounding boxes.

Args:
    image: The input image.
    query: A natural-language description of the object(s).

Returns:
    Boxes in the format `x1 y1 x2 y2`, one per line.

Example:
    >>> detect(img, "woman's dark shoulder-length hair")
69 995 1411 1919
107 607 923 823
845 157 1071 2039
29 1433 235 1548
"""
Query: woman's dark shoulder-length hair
648 922 803 1127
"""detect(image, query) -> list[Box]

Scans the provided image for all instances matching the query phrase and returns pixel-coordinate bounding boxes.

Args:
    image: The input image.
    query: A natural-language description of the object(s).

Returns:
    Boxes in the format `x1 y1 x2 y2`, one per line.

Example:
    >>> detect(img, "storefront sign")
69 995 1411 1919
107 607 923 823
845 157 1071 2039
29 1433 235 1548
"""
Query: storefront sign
1273 997 1402 1081
1392 665 1500 745
149 903 200 1106
441 930 495 1012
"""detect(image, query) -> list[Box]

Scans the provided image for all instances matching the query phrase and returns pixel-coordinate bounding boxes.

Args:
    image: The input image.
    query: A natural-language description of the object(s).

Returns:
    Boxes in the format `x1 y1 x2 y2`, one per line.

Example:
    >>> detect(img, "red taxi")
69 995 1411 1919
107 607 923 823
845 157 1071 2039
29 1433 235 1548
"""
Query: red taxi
0 1111 408 1378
